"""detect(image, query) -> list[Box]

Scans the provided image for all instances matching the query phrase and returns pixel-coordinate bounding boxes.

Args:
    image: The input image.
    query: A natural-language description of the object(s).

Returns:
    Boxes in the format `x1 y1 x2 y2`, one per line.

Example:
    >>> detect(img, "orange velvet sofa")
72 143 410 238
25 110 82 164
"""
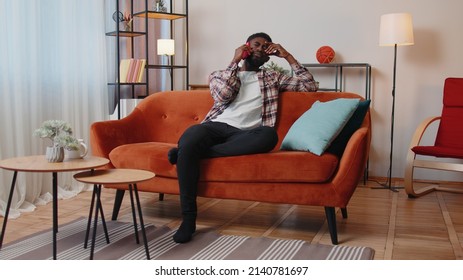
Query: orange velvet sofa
90 90 371 244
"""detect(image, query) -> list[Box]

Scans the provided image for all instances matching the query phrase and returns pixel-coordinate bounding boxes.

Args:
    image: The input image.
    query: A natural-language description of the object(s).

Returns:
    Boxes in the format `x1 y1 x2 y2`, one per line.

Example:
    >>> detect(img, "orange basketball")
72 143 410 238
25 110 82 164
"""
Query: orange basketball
316 46 335 64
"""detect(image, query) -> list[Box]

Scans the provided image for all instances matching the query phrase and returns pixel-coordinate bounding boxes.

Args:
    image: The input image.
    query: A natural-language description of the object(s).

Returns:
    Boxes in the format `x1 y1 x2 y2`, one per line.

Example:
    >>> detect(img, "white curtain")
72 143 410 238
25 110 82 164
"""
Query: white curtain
0 0 109 218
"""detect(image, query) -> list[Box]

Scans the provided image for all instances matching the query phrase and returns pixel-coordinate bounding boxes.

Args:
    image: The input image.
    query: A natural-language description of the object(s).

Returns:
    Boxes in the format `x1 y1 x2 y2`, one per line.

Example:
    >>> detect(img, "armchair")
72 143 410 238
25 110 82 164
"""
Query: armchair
405 78 463 197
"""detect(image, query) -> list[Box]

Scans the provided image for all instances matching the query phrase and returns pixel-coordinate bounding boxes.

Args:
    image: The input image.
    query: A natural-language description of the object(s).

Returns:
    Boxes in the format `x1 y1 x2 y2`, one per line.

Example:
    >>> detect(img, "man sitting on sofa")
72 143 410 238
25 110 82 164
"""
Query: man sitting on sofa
168 32 318 243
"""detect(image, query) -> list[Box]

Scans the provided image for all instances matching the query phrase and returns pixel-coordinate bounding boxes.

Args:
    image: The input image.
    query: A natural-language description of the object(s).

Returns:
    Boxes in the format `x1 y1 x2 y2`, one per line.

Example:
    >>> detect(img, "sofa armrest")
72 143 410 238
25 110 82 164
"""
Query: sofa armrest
90 108 149 162
331 127 370 203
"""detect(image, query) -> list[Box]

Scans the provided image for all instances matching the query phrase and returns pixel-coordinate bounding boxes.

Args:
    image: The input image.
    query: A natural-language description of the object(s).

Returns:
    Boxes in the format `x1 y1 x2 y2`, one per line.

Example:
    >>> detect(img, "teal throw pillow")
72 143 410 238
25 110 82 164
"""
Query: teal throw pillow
280 98 360 156
326 99 371 157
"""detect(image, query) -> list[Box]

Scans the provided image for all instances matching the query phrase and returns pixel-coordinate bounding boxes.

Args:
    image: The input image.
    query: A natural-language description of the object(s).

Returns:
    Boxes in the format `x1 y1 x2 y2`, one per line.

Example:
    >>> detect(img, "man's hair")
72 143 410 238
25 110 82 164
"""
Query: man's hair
246 32 272 43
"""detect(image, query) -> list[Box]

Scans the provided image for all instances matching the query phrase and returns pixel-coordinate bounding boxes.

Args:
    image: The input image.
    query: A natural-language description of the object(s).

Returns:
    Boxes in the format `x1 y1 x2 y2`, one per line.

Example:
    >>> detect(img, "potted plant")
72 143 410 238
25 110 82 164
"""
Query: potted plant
264 61 320 88
153 0 167 12
34 120 79 162
263 61 290 75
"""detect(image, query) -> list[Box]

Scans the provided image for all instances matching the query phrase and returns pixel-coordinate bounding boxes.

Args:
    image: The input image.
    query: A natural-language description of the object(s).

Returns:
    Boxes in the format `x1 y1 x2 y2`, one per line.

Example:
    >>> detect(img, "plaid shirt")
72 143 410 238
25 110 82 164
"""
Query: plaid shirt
204 61 318 127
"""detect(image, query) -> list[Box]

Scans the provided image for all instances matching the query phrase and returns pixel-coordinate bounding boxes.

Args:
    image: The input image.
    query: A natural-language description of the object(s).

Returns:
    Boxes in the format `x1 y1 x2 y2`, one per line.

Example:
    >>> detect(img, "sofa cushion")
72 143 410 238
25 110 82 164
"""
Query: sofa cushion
326 99 371 157
109 142 178 176
109 142 340 183
280 98 360 155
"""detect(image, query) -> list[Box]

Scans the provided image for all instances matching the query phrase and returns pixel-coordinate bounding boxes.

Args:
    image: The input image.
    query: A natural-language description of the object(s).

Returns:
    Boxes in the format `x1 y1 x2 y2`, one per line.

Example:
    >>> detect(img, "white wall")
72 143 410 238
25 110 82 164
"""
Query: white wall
187 0 463 181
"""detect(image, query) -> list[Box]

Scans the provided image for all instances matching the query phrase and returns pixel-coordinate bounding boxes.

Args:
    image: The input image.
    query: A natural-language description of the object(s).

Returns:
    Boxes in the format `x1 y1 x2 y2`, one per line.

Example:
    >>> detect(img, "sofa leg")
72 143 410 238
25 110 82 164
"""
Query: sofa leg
341 207 348 219
111 189 125 220
159 193 164 201
324 207 339 245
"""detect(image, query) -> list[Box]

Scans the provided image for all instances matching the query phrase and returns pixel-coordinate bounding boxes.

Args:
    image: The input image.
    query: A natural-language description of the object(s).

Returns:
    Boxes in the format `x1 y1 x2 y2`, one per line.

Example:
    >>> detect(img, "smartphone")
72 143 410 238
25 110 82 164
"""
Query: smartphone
242 42 251 59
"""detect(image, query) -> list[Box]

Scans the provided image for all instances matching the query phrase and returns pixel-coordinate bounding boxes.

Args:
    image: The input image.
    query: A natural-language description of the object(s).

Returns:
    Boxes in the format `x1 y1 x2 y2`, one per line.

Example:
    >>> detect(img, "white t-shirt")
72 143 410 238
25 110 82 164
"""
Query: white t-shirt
213 71 262 129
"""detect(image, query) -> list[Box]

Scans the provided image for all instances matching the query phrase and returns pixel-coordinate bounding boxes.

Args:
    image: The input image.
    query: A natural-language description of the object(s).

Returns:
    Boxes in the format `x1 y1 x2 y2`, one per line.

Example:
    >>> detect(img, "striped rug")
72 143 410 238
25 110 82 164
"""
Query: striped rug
0 218 374 260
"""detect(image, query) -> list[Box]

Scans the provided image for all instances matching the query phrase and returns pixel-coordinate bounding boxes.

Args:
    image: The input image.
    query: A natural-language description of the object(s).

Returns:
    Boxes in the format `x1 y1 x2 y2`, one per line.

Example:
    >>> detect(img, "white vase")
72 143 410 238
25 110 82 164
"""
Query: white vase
46 146 64 162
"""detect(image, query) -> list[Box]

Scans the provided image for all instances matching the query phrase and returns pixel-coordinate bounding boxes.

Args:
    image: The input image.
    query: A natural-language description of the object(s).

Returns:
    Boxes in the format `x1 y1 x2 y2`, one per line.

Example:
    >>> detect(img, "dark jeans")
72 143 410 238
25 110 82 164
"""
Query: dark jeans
175 121 278 219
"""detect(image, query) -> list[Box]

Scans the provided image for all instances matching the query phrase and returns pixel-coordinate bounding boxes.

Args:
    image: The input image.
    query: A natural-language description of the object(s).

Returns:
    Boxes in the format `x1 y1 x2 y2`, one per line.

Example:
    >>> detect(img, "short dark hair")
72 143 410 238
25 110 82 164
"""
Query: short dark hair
246 32 272 43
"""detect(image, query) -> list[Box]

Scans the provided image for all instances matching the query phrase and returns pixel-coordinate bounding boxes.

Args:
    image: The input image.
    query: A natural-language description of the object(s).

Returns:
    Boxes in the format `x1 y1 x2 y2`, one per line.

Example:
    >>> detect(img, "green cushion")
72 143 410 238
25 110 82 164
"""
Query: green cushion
280 98 360 156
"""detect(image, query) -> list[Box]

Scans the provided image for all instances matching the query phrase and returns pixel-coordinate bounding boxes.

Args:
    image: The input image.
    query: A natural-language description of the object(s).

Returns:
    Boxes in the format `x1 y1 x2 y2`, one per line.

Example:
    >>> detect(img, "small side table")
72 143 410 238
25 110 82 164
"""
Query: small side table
73 169 155 260
0 155 109 260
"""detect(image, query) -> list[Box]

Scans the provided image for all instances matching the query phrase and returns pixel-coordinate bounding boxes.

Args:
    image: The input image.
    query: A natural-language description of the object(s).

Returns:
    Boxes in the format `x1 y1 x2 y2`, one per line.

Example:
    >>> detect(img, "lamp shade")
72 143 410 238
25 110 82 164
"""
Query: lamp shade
157 39 175 55
379 13 414 46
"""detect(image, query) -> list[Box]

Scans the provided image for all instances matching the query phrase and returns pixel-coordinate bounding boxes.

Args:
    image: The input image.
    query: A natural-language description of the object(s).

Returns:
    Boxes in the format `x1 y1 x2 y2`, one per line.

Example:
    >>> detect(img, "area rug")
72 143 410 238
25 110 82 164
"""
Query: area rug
0 218 374 260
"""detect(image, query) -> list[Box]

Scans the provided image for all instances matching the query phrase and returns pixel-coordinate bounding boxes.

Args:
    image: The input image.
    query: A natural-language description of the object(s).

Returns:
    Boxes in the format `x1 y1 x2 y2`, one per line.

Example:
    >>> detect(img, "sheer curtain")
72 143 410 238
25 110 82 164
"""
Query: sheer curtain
0 0 109 218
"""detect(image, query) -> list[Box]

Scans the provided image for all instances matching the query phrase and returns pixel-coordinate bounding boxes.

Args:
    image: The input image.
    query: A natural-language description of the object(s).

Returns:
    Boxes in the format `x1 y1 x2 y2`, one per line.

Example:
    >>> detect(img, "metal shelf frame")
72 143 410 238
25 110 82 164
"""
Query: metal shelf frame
107 0 189 119
303 63 372 100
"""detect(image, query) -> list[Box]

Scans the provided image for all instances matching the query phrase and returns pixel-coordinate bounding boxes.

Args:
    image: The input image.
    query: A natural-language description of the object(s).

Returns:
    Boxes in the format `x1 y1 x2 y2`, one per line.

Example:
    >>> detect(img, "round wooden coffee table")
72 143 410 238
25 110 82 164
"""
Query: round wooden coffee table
73 169 155 260
0 155 109 260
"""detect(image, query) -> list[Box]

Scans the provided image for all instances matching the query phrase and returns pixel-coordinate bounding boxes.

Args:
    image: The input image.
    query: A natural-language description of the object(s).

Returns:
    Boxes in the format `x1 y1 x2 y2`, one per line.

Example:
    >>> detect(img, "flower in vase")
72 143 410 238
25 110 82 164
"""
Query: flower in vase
34 120 79 150
123 12 133 31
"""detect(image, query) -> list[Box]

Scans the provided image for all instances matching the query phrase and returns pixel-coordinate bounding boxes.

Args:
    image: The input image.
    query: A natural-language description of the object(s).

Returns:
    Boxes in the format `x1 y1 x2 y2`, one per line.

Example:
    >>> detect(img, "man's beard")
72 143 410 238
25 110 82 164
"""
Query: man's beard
245 54 268 68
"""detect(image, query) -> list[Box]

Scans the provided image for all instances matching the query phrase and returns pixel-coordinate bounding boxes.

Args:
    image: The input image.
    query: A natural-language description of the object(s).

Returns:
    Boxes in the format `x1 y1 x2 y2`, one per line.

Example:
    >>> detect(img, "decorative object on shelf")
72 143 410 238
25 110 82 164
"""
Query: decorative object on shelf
378 12 414 191
34 120 80 162
316 46 335 64
112 10 132 32
264 61 290 75
122 12 133 32
153 0 167 12
112 11 124 23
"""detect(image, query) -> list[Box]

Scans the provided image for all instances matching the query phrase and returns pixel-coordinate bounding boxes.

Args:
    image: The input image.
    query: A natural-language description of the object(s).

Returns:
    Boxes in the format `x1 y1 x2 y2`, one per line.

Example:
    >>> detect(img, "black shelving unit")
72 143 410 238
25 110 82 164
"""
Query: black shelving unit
134 0 189 91
107 0 189 119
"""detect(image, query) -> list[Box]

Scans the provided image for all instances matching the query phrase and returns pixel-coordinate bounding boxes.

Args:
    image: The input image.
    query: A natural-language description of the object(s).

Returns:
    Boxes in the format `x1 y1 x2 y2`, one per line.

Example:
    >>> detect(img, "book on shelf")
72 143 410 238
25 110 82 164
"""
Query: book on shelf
119 59 131 83
133 59 142 82
137 59 146 82
118 58 146 83
126 58 136 83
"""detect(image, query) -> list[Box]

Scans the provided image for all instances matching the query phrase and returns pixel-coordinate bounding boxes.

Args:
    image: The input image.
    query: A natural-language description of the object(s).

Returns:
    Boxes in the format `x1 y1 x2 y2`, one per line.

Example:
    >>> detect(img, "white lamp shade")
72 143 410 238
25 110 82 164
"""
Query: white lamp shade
379 13 414 46
157 39 175 55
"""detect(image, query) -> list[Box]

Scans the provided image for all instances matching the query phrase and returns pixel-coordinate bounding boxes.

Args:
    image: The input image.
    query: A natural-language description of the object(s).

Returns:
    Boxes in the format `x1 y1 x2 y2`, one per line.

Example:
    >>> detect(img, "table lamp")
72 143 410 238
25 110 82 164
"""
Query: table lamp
157 39 175 89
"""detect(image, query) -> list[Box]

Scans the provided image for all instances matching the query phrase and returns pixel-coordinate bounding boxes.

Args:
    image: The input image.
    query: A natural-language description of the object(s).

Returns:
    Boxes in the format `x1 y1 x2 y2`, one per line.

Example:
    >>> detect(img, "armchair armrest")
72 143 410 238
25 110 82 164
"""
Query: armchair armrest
332 127 370 205
407 116 441 149
90 108 150 163
403 116 441 187
404 116 441 176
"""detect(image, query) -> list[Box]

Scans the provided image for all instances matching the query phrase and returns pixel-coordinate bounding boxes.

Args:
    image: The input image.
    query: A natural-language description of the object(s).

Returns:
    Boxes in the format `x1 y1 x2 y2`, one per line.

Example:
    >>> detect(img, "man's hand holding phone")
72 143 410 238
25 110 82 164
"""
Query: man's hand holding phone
233 42 251 63
242 42 251 59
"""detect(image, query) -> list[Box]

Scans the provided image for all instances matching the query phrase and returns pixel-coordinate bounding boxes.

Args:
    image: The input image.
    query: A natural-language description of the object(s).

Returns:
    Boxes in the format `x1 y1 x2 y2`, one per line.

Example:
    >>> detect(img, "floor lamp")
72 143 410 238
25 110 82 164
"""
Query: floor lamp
157 39 175 90
378 13 414 191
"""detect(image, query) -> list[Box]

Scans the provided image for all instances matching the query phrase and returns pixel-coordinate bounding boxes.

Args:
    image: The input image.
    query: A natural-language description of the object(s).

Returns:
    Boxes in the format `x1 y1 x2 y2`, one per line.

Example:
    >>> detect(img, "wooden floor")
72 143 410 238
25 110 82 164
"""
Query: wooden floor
1 178 463 260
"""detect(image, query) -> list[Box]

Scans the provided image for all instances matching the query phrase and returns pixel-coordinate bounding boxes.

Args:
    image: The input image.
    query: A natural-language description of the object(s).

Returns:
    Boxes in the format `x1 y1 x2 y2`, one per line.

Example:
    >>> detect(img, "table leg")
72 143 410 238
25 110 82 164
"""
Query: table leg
128 185 140 244
52 172 58 260
98 196 110 244
133 183 150 260
84 184 97 249
90 184 101 260
0 171 18 249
